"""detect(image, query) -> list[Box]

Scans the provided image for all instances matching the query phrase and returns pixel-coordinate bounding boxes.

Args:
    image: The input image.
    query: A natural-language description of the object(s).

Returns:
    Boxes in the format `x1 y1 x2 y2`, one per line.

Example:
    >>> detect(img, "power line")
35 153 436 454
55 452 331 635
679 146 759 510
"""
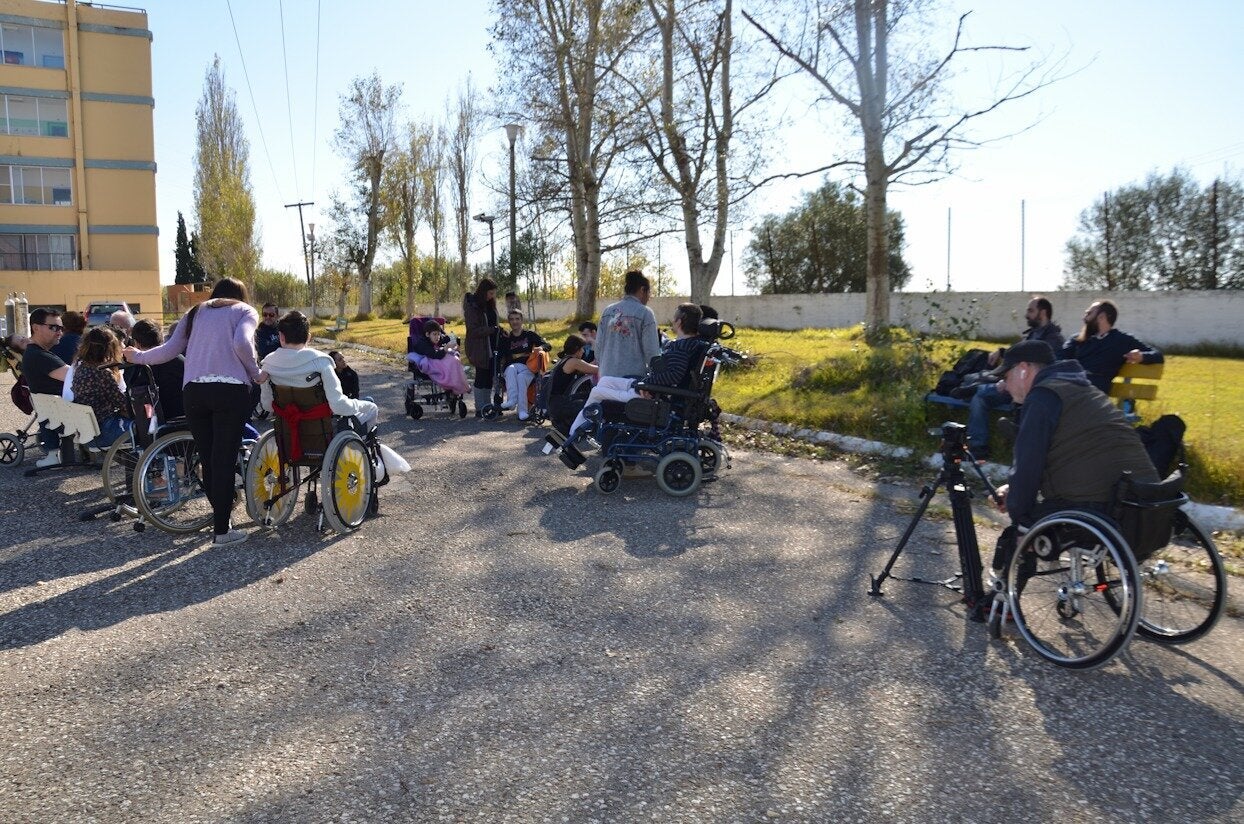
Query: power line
310 0 322 201
224 0 285 201
278 0 301 197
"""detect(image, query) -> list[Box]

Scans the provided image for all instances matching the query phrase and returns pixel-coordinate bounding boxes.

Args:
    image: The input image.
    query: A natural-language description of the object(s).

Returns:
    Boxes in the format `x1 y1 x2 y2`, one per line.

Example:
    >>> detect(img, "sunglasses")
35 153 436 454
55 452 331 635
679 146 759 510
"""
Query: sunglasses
35 322 64 332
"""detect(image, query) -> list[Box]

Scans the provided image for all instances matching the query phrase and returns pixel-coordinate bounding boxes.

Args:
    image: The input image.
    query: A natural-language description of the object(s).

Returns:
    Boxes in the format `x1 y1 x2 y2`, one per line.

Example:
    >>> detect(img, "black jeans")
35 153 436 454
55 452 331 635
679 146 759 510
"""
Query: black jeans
473 364 493 390
183 382 252 535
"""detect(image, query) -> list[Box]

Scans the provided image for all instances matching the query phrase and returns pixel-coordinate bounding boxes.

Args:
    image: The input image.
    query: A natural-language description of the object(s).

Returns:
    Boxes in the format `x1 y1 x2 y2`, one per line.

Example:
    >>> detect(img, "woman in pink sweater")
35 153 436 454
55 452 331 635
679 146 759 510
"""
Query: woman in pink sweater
124 278 261 546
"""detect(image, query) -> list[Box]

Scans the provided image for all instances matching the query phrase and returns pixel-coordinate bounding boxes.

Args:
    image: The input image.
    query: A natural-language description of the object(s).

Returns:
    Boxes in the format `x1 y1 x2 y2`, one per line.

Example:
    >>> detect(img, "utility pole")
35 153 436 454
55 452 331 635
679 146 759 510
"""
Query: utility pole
946 207 952 291
285 200 314 315
504 123 522 292
307 223 318 321
1020 199 1026 292
1103 191 1112 289
1209 179 1220 289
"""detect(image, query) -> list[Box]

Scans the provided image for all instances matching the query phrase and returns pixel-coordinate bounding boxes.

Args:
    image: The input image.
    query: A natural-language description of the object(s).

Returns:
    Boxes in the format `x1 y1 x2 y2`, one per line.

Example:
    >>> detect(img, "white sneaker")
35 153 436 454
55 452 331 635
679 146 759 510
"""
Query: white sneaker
212 529 249 547
35 452 61 468
518 412 530 421
500 401 517 411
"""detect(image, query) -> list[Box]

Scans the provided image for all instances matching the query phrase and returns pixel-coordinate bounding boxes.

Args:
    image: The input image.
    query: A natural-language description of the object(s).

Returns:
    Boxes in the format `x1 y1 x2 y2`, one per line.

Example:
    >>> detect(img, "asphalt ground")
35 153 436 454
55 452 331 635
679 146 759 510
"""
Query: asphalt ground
0 357 1240 823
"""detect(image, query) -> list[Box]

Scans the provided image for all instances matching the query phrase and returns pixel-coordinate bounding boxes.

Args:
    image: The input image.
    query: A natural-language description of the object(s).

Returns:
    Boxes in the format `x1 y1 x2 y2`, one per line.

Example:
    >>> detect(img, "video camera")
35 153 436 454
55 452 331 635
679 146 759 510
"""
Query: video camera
937 421 969 462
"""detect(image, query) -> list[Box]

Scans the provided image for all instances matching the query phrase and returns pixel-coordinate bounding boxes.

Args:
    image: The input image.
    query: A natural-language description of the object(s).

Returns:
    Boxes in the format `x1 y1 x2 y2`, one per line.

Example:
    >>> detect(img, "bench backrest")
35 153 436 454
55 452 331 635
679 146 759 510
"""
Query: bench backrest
1109 362 1162 423
271 381 334 466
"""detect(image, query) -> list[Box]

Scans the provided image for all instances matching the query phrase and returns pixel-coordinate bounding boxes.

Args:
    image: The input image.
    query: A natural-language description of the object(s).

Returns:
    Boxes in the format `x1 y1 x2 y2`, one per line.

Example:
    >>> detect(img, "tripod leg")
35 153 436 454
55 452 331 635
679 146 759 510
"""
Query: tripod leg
870 480 942 596
949 481 986 617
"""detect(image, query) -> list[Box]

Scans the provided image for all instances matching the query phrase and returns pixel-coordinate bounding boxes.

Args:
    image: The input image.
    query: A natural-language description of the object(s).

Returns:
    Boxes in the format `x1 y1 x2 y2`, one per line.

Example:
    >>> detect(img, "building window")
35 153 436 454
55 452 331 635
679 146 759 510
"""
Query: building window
0 95 68 137
0 165 72 206
0 23 64 69
0 233 77 270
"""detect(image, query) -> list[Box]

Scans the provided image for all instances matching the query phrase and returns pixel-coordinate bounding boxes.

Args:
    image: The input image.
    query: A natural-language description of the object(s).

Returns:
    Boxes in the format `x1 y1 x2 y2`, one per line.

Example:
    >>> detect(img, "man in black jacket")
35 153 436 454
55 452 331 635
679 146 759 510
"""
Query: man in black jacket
979 340 1158 603
1060 299 1162 393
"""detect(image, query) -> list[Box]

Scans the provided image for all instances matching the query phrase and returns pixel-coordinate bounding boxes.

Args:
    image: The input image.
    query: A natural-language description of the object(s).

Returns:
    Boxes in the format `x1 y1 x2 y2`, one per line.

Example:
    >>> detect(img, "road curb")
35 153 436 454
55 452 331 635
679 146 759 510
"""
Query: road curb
719 412 1244 533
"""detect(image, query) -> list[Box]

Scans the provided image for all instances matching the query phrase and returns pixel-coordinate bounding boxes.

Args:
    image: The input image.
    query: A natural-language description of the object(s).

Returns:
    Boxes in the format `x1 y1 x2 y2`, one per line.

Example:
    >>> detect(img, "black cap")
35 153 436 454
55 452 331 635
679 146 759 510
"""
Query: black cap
988 339 1055 379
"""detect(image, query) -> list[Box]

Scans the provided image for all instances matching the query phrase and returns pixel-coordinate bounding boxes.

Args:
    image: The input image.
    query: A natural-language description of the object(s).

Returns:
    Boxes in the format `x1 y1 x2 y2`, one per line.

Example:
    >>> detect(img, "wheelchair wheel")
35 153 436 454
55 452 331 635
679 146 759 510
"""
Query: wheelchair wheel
1007 512 1141 670
320 431 374 534
133 430 214 534
243 429 301 527
0 432 23 466
594 461 622 495
101 431 140 516
656 452 702 497
1135 511 1227 645
697 440 726 476
407 402 424 420
481 404 501 421
457 400 468 418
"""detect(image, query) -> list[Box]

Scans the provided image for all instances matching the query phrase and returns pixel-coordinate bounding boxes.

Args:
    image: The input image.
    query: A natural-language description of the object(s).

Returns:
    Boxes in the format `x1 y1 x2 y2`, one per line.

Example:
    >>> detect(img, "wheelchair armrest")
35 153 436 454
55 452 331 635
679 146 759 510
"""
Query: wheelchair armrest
1115 469 1186 509
633 381 701 400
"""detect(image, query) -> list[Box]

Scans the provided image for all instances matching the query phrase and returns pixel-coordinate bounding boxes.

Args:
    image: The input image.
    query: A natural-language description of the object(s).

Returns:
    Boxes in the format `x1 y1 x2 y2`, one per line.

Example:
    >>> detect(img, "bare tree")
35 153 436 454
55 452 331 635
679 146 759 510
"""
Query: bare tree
334 73 401 316
425 122 450 316
449 79 479 296
384 122 433 318
635 0 783 304
193 55 261 286
745 1 1064 336
493 0 651 319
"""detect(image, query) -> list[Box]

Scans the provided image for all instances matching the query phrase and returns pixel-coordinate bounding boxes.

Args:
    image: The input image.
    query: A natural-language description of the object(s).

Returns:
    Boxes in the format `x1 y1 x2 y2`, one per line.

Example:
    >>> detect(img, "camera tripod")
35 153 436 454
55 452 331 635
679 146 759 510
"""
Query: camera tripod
869 423 1002 609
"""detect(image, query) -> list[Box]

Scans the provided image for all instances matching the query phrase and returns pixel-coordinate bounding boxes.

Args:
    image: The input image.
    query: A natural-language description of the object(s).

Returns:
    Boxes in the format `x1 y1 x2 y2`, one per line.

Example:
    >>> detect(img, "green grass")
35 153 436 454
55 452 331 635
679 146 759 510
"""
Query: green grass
315 319 1244 506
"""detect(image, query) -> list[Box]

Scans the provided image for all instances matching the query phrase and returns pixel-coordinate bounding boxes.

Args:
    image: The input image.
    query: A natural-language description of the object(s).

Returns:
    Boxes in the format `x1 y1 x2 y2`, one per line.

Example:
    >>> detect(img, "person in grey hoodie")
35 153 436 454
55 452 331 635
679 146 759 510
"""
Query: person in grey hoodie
596 270 661 380
258 311 378 427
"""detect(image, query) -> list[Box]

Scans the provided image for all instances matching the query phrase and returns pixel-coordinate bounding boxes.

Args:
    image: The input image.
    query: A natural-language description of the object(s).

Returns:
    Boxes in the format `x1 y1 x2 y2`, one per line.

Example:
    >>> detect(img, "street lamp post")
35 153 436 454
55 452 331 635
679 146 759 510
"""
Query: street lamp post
474 213 496 279
307 222 318 320
504 123 522 293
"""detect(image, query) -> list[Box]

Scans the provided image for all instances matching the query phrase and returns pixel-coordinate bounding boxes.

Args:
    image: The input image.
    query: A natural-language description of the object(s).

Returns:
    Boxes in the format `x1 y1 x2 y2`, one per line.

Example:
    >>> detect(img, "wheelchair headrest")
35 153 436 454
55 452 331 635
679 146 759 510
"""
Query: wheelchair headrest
408 315 448 337
697 318 734 341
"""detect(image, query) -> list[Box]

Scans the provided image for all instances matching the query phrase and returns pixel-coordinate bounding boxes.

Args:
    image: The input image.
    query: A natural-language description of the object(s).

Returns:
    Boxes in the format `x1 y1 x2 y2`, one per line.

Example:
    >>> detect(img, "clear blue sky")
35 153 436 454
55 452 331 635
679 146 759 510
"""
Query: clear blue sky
144 0 1244 297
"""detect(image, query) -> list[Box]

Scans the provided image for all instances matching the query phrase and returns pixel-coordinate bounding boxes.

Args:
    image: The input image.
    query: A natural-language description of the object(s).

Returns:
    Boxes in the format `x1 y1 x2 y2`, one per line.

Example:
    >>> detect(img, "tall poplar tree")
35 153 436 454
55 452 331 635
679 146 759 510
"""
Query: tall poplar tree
193 56 261 285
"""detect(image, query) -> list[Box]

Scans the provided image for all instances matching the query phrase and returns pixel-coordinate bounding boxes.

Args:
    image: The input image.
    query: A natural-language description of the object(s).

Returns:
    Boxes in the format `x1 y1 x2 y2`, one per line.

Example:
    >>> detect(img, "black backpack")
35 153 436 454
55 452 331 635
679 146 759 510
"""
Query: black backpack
1137 414 1186 477
933 348 992 396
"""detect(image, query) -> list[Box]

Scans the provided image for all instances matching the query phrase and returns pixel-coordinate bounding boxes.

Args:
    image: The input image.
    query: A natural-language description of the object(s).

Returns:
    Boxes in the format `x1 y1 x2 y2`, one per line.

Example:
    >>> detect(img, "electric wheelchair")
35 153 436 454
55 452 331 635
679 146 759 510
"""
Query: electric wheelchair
988 469 1227 670
562 319 734 497
244 379 387 534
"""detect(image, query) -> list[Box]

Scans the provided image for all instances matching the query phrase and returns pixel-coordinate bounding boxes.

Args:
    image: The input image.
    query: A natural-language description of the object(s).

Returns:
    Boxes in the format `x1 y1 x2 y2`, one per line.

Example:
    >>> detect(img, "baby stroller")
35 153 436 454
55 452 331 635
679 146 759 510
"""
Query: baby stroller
0 341 39 467
405 315 468 419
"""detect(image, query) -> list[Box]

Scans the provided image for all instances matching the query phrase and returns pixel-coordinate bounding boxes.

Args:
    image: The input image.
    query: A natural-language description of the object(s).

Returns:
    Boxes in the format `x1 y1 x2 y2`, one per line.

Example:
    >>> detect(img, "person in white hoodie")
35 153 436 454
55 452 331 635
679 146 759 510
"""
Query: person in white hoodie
258 311 378 427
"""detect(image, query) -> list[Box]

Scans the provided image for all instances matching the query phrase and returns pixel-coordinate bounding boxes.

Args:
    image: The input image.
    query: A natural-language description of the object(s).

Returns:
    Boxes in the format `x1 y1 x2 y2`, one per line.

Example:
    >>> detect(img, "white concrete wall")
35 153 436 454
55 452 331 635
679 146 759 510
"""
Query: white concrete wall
507 291 1244 348
381 289 1244 349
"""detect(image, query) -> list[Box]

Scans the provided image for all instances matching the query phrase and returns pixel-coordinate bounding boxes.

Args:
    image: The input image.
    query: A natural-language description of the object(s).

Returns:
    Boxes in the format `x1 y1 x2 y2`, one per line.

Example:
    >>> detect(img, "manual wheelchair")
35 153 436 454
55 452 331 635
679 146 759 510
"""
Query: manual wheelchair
244 380 387 534
988 470 1227 670
404 316 468 420
570 320 734 497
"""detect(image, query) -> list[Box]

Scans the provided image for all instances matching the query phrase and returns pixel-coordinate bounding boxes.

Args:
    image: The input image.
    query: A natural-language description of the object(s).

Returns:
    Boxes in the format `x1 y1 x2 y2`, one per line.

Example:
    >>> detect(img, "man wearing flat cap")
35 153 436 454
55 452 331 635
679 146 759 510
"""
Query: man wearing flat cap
983 339 1158 588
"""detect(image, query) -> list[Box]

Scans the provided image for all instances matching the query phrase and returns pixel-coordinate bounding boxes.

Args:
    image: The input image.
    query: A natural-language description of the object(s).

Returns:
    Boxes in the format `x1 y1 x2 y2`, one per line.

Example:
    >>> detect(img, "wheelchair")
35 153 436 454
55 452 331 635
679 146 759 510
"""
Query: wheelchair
989 470 1227 670
404 316 467 420
244 380 387 534
570 321 733 497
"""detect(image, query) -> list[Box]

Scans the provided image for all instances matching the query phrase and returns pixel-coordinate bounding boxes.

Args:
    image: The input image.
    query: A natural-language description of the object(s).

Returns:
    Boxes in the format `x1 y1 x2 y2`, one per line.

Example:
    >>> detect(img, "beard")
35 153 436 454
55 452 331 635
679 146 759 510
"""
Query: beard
1026 316 1040 329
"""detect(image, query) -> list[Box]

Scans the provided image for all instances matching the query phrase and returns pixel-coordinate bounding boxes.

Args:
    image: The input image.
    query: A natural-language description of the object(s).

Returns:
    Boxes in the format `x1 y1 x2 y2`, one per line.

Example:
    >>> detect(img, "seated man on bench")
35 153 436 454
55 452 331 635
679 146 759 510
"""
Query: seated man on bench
558 303 704 461
259 311 378 428
967 295 1064 460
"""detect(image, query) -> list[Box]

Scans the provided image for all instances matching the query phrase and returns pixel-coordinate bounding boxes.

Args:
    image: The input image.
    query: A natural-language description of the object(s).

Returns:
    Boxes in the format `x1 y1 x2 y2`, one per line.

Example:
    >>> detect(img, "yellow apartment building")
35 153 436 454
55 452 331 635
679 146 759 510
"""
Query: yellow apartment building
0 0 158 320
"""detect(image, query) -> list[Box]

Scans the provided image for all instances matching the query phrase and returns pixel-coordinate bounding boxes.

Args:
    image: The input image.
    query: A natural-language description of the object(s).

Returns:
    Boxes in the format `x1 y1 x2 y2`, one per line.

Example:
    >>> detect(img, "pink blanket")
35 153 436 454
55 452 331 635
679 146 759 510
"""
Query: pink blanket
409 352 470 395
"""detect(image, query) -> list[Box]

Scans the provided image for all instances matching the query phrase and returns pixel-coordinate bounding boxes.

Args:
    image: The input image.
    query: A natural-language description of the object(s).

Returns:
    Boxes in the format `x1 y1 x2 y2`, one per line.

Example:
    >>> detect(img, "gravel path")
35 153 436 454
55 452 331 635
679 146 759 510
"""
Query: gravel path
0 359 1240 823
